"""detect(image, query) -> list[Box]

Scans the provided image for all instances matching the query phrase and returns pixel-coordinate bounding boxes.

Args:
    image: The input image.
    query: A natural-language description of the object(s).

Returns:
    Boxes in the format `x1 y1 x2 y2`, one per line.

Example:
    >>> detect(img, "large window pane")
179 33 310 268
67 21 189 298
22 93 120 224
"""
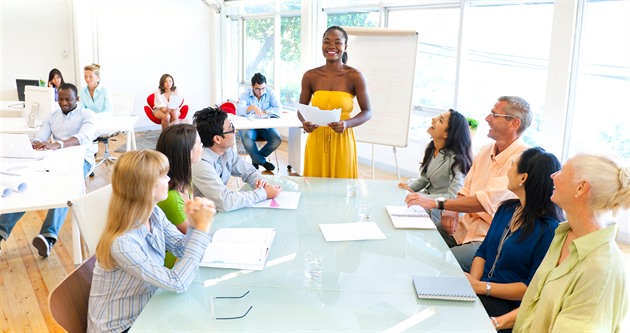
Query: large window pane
569 0 630 160
462 3 553 147
243 18 274 84
327 11 379 27
279 15 301 107
389 7 460 140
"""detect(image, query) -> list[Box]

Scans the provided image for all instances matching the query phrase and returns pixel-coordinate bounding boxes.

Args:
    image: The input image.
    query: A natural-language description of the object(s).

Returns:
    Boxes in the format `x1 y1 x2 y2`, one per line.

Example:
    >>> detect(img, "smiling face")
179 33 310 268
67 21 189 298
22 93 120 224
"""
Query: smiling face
427 111 451 141
485 100 516 141
550 159 577 209
57 88 78 114
322 29 346 62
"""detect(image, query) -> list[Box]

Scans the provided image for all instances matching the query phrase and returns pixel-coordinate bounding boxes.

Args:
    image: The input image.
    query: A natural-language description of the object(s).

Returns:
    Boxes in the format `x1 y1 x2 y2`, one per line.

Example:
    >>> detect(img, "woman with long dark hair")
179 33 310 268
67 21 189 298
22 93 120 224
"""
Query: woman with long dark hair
47 68 65 101
465 147 564 331
400 109 473 214
153 73 183 130
155 124 203 267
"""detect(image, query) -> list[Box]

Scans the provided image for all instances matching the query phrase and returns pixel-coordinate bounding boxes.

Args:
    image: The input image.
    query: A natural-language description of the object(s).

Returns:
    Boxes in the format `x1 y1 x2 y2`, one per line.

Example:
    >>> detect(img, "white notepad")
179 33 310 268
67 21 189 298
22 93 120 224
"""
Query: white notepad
200 228 275 270
412 276 477 302
385 205 435 229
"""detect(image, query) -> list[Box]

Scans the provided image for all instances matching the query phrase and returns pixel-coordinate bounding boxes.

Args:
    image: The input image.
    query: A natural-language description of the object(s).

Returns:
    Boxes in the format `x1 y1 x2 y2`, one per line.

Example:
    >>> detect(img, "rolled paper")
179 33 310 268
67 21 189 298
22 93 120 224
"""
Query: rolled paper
0 176 27 193
1 185 11 197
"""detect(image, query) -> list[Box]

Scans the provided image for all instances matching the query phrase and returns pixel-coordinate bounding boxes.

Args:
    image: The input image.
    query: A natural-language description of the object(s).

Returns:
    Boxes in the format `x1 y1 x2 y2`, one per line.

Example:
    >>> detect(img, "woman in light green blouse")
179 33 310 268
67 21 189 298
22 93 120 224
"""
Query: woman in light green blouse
513 152 630 332
156 124 203 268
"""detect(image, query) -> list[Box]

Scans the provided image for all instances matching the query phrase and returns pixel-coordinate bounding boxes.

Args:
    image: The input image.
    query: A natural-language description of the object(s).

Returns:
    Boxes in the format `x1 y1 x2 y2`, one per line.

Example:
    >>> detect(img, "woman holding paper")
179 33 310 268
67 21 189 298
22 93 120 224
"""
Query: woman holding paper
400 109 473 214
88 150 215 332
153 73 183 130
155 124 204 268
464 147 563 331
299 26 372 178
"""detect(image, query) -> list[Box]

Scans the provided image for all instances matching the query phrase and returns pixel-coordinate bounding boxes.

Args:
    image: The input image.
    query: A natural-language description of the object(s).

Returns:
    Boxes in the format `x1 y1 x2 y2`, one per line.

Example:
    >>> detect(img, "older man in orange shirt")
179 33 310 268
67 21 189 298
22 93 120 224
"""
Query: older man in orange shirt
406 96 531 271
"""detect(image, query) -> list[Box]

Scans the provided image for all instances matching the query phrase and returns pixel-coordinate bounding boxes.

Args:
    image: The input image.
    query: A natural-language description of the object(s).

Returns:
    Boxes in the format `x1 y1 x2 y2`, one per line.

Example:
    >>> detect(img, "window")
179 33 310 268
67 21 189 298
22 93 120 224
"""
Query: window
568 0 630 160
278 15 301 106
243 18 274 84
462 2 554 148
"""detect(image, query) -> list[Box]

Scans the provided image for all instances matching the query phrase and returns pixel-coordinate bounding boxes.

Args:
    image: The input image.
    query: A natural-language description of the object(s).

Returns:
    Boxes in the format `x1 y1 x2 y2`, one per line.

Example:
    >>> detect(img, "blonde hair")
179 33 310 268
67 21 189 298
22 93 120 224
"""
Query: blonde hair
570 153 630 217
95 150 169 270
84 63 101 79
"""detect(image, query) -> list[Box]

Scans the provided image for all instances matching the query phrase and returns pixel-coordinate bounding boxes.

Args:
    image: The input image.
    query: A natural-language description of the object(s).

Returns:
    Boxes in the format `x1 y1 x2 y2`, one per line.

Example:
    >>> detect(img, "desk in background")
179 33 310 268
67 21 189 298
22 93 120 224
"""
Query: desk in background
0 101 25 118
131 177 494 332
0 146 87 265
230 112 304 174
0 115 139 152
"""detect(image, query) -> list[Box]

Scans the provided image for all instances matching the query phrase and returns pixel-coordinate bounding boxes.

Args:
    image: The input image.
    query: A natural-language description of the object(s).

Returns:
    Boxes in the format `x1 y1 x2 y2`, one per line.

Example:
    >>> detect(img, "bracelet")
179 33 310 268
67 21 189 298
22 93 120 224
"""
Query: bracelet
490 316 499 330
485 282 491 296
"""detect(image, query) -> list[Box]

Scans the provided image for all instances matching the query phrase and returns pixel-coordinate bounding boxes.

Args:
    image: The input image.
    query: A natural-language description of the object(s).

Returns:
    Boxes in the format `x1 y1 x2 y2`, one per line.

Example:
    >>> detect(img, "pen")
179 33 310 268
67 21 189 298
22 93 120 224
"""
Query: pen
303 178 311 185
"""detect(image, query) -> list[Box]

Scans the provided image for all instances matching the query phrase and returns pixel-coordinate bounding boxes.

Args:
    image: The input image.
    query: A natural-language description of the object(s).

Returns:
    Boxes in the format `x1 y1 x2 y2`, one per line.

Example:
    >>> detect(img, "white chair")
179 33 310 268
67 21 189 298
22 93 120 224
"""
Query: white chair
91 92 136 175
67 185 112 258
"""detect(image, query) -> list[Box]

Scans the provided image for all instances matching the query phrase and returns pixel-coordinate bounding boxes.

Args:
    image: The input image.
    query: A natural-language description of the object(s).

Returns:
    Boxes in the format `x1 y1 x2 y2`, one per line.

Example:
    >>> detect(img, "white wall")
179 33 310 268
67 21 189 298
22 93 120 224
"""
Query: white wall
74 0 215 130
1 0 76 100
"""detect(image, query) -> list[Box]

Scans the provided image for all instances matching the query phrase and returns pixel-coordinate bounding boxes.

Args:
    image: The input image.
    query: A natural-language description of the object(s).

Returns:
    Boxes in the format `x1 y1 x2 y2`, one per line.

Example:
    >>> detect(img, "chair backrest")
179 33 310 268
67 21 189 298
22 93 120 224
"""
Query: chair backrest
144 93 160 124
220 101 236 115
68 185 112 256
111 92 135 117
49 255 96 333
146 93 155 109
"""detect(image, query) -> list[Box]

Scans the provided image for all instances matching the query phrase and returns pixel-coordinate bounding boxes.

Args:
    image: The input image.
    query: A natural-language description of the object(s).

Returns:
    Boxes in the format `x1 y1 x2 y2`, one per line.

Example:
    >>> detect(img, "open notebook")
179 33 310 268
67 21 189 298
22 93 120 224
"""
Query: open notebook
412 276 477 302
385 205 435 229
200 228 275 270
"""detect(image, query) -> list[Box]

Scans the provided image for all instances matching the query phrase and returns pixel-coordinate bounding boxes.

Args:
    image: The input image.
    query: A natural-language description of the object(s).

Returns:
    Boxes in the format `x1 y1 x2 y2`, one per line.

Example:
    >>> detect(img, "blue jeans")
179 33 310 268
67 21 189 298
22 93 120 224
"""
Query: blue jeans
240 128 281 165
0 160 92 242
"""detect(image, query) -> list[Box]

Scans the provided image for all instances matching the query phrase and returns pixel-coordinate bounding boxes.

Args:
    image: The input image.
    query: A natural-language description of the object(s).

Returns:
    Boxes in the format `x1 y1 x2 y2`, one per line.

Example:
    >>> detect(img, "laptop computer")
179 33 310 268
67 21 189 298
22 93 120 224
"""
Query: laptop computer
0 133 46 159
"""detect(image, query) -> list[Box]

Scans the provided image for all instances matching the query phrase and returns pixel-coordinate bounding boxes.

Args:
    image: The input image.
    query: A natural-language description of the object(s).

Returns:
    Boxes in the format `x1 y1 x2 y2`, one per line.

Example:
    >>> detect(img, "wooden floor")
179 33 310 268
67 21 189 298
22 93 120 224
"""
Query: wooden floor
1 132 628 332
0 132 406 332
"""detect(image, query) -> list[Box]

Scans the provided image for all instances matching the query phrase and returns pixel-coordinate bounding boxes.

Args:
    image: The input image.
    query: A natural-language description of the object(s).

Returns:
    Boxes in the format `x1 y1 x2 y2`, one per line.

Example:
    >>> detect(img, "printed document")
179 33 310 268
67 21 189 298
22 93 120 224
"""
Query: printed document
297 103 341 126
200 228 275 270
168 95 183 109
319 222 387 242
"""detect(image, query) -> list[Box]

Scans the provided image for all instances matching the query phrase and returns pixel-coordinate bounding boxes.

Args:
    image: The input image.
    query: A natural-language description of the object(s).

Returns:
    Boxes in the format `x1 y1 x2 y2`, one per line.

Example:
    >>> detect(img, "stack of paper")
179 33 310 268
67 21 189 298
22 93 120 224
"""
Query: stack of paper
200 228 276 270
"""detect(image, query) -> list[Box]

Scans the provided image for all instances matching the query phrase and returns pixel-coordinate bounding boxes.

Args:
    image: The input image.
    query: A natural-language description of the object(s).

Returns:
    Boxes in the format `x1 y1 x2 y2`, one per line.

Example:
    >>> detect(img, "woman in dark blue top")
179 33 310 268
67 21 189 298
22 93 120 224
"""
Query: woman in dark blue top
465 147 563 332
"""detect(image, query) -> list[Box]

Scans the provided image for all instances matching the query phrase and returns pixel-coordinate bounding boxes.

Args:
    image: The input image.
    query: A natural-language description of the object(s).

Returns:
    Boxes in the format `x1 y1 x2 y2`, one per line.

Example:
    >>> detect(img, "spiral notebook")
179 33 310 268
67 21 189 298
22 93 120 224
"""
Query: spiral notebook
412 275 477 302
385 205 435 229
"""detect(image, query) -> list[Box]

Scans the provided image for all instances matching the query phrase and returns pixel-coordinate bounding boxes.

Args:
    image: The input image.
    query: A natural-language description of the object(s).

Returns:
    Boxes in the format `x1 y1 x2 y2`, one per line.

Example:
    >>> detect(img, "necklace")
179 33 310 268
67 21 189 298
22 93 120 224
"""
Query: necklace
487 207 521 278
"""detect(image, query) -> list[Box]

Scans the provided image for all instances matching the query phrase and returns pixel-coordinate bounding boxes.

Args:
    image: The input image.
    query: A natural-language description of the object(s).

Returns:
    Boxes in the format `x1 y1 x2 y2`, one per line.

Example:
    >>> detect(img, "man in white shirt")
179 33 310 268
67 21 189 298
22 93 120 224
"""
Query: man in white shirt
192 106 282 212
0 83 96 258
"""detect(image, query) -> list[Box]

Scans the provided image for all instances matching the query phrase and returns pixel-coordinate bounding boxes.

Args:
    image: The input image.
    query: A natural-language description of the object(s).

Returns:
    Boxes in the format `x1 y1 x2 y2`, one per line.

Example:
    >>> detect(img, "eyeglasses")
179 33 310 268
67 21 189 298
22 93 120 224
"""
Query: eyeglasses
489 112 517 120
214 291 252 320
222 123 235 135
253 87 266 93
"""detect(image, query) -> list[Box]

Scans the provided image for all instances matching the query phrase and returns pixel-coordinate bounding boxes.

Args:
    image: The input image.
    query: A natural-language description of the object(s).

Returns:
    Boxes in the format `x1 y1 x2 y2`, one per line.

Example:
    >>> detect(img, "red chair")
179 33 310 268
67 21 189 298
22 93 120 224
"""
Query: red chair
143 93 189 124
219 101 236 115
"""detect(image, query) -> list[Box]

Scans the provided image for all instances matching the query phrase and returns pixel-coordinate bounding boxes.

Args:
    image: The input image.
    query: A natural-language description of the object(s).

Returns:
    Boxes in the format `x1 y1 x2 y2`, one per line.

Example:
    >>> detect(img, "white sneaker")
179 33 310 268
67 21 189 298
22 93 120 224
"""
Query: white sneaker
32 234 52 258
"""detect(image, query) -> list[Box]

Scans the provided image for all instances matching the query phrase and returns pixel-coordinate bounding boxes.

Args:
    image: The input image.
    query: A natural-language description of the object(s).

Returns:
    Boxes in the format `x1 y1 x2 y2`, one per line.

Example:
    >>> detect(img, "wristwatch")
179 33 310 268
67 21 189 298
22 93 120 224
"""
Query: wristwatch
435 197 446 210
56 140 64 149
485 282 492 296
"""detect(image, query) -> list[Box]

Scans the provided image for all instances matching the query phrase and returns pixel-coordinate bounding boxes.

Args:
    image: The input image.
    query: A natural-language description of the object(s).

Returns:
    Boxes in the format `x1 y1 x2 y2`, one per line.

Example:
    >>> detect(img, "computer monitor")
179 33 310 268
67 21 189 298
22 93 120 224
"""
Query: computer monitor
16 79 40 101
25 86 56 128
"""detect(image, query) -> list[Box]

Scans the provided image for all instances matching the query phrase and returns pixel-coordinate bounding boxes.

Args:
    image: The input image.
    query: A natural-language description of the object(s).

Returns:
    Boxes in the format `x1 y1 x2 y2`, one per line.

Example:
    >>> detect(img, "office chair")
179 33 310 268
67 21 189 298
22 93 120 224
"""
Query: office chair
90 92 135 176
144 93 189 125
48 255 96 333
219 102 279 171
67 185 112 259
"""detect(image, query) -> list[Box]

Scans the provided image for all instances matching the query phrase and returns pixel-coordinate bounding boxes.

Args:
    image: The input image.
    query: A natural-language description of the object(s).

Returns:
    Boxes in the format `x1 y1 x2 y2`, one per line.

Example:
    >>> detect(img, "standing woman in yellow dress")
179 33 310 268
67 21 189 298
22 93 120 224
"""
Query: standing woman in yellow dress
299 26 372 178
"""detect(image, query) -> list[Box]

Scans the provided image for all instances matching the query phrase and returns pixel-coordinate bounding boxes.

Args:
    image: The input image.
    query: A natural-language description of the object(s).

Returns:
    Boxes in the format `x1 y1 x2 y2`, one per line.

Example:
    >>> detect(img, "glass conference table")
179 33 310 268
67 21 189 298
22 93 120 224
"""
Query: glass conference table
131 177 494 332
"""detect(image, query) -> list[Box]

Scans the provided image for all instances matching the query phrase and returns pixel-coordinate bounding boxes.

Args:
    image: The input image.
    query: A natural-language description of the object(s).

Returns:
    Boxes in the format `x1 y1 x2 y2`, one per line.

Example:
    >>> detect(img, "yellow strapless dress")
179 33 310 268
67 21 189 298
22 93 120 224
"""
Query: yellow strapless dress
303 91 358 179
